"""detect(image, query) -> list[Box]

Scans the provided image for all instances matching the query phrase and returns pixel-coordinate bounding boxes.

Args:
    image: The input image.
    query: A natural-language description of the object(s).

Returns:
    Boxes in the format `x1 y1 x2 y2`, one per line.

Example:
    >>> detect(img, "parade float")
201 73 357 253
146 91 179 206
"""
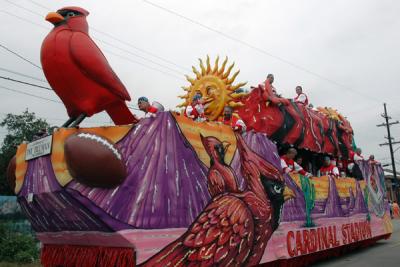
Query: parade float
6 6 392 267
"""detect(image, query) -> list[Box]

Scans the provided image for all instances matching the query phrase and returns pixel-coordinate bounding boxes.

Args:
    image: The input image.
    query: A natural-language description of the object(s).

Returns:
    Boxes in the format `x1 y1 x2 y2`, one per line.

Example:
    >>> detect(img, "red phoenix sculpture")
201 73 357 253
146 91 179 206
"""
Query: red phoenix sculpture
140 133 295 266
41 7 138 127
239 81 353 157
200 134 239 197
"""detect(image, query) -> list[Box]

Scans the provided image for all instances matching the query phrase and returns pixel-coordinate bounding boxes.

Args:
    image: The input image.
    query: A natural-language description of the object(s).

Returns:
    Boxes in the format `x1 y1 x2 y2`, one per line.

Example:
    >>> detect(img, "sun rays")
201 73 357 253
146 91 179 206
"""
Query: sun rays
178 55 247 121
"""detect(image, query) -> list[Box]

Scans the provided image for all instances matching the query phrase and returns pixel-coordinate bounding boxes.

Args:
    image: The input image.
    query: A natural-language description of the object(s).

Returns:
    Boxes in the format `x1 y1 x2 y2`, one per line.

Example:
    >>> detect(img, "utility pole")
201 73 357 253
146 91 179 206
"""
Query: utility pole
377 103 399 201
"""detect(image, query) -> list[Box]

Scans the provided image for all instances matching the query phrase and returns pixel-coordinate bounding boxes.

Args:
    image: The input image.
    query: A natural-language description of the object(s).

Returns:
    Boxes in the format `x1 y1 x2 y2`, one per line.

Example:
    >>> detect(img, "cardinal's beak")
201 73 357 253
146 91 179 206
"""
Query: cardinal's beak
283 186 296 201
45 12 64 24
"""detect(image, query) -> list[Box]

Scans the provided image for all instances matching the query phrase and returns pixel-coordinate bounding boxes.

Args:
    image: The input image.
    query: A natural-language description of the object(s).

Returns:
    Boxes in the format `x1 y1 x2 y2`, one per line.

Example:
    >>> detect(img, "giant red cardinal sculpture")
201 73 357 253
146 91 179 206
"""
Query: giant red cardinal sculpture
41 7 139 127
140 133 295 266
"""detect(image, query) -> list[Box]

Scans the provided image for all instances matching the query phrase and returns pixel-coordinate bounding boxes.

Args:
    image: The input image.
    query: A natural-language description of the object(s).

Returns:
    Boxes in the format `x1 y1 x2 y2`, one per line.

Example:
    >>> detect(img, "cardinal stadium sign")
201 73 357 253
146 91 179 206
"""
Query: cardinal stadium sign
286 220 372 257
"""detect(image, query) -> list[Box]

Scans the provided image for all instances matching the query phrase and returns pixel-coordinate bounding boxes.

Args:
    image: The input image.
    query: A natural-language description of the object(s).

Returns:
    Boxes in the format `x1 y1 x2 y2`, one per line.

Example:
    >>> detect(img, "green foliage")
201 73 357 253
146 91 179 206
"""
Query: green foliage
0 109 50 195
300 175 316 227
0 223 39 263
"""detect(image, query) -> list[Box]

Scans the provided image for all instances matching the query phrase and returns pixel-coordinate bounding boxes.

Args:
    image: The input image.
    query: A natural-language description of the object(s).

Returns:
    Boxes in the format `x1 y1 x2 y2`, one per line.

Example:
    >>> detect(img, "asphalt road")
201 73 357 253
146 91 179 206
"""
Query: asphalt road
312 219 400 267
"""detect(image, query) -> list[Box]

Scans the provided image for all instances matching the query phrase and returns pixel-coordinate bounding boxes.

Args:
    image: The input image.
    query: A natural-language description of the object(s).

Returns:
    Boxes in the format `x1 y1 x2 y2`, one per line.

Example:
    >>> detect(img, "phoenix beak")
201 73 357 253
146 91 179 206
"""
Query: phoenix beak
222 141 230 154
283 186 296 201
45 12 64 24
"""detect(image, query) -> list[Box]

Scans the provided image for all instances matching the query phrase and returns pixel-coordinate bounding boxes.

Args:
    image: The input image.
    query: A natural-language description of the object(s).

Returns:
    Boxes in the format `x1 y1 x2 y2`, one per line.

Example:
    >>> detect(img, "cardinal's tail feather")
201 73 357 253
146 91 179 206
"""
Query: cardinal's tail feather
139 239 191 267
106 102 139 125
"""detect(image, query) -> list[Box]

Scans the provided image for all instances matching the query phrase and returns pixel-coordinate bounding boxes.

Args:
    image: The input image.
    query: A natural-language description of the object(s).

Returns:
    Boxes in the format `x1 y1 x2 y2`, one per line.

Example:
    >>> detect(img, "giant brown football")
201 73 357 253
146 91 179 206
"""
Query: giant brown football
64 133 126 188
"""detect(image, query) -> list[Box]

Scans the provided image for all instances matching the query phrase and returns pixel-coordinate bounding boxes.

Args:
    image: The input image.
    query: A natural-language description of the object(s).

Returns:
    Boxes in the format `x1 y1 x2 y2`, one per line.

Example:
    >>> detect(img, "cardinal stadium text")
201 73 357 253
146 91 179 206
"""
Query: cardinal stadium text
286 221 372 257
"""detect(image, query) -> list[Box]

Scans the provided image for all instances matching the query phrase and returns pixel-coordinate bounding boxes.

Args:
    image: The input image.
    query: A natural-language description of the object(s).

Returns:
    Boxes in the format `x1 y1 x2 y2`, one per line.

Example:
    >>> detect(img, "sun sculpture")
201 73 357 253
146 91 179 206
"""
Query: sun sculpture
317 107 342 121
177 56 247 121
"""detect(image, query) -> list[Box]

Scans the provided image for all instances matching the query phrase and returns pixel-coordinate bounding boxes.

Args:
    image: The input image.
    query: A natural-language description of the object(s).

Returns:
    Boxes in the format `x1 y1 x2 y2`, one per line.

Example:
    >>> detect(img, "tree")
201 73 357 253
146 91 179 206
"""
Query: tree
0 222 39 263
0 110 50 195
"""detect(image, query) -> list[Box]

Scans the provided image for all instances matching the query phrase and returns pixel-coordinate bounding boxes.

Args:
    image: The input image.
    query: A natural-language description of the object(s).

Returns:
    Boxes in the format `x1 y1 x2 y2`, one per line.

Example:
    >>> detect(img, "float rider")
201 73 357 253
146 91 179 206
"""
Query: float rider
319 156 339 177
185 93 206 122
219 106 246 133
266 74 277 95
262 75 290 106
294 85 309 105
138 96 158 118
280 148 312 177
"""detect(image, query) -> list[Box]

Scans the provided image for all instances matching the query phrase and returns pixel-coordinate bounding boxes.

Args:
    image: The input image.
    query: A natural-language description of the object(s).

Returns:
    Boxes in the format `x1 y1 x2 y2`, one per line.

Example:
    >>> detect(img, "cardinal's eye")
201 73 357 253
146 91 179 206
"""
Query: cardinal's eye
67 12 76 17
273 185 282 194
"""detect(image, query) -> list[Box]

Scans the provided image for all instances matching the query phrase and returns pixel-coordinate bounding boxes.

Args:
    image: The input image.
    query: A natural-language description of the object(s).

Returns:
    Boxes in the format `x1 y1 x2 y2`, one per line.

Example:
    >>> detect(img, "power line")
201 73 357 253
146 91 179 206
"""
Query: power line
0 43 42 69
0 76 52 90
4 0 42 16
0 10 48 30
0 84 140 113
103 48 184 80
8 0 397 108
94 37 185 75
24 0 49 11
17 0 189 72
1 7 185 81
0 84 60 103
91 28 189 72
127 105 140 111
142 0 381 103
0 67 47 83
0 75 142 110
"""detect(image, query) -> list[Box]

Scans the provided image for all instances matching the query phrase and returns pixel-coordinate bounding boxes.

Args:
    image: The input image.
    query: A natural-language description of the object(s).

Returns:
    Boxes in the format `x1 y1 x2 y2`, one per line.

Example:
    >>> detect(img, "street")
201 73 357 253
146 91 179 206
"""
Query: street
312 219 400 266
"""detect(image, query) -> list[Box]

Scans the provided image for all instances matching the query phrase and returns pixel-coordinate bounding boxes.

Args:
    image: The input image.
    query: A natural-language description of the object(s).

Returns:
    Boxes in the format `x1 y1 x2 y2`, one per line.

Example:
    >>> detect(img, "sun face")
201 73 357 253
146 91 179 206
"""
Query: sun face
178 56 247 121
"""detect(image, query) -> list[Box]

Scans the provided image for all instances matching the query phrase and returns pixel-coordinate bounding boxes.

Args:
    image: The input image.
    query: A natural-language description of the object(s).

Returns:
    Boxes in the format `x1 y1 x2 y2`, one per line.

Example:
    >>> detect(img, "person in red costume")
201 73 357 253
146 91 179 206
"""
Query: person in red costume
368 155 380 165
265 74 278 95
319 156 339 177
368 155 380 186
41 7 138 127
137 97 158 118
280 148 312 177
349 147 364 161
185 93 206 122
219 106 246 133
294 86 309 105
336 157 347 176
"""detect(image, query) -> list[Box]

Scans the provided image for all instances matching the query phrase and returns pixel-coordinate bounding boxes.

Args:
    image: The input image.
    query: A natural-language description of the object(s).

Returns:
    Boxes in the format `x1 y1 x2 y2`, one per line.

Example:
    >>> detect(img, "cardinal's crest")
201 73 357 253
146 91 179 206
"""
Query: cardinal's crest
177 56 247 121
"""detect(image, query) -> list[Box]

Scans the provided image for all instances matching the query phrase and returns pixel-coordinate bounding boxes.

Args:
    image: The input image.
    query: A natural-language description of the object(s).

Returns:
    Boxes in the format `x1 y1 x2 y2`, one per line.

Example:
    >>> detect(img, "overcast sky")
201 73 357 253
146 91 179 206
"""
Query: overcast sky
0 0 399 166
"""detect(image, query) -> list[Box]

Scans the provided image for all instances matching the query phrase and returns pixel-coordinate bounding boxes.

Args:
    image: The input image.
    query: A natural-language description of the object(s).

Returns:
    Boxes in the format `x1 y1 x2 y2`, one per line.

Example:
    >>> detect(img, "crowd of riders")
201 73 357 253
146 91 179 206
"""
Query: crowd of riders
137 74 377 180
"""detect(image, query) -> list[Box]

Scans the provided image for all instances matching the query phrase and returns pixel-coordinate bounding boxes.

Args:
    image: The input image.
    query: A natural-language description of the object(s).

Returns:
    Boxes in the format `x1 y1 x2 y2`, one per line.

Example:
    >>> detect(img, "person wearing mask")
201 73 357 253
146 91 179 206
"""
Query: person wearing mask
389 201 394 219
319 156 339 177
368 155 380 165
219 106 246 133
294 86 309 105
138 96 159 118
185 93 206 122
349 147 364 161
281 148 312 177
263 73 278 96
347 147 364 179
295 157 303 167
393 201 400 218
